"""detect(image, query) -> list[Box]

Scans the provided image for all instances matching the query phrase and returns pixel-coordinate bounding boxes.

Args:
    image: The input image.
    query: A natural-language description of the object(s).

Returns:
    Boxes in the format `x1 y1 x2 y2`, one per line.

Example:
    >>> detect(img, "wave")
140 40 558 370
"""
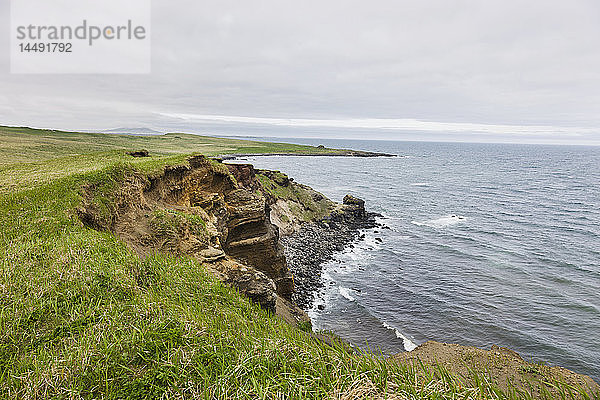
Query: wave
412 215 467 228
382 322 418 351
410 182 430 187
339 287 356 302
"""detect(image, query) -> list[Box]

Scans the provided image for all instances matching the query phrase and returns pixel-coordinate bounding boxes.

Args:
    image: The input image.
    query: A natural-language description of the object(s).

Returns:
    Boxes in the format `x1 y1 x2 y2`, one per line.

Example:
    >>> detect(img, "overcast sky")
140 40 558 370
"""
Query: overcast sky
1 0 600 144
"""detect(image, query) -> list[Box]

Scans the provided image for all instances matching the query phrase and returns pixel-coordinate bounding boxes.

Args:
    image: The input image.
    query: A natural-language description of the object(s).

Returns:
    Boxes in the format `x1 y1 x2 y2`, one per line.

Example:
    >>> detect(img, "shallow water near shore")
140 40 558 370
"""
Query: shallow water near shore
229 139 600 381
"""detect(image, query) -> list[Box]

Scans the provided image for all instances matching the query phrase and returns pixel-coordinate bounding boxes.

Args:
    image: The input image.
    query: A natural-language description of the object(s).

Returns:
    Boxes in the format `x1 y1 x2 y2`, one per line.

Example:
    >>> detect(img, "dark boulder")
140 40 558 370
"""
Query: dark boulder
127 149 150 157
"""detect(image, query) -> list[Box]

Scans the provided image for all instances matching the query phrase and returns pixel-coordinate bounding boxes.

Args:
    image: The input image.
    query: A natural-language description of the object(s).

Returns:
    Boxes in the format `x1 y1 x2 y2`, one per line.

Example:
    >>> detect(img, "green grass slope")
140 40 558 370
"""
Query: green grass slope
0 127 597 399
0 126 343 195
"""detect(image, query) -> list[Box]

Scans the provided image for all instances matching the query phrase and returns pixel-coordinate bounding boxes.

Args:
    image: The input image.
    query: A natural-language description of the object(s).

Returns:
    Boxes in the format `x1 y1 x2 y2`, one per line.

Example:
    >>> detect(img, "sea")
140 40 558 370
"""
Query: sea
227 138 600 381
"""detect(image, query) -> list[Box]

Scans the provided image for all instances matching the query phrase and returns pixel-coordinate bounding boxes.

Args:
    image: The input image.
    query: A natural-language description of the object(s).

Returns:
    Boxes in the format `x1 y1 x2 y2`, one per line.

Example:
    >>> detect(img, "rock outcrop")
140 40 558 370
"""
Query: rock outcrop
228 165 382 310
225 163 383 311
253 169 336 235
77 156 305 324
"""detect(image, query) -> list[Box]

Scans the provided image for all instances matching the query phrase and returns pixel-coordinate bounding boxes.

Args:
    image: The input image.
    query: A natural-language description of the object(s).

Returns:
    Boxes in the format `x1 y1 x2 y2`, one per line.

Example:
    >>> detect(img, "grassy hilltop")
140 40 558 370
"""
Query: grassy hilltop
0 126 349 195
0 126 598 399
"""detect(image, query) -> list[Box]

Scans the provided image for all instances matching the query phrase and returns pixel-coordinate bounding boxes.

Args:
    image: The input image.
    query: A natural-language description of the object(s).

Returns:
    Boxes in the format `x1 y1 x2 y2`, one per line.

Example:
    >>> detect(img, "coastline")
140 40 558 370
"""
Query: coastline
247 158 600 396
281 195 382 310
219 150 396 160
2 126 598 398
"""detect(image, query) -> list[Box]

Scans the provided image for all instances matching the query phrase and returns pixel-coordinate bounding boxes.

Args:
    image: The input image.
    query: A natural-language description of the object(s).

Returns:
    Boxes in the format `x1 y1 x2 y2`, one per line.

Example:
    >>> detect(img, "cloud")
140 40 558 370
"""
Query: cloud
159 112 597 137
1 0 600 144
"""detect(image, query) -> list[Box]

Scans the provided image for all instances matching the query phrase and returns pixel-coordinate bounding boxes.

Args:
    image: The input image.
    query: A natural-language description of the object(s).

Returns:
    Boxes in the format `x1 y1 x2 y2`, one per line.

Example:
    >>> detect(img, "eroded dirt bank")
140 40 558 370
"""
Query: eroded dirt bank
77 155 306 325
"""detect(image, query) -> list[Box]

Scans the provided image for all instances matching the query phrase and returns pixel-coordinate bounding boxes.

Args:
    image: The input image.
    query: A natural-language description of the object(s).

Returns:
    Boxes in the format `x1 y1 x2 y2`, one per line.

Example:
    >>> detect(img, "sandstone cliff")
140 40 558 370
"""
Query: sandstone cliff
253 168 337 235
77 156 306 325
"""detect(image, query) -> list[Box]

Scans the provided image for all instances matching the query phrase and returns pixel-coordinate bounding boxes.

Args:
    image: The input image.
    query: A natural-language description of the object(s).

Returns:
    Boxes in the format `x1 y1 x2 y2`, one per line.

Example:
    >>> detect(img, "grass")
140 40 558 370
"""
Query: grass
0 126 598 399
0 126 344 195
149 209 209 250
256 172 333 222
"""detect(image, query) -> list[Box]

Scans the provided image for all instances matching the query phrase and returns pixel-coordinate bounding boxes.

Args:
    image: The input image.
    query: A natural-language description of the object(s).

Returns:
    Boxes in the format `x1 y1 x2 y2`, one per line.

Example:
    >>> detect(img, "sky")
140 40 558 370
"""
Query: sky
1 0 600 144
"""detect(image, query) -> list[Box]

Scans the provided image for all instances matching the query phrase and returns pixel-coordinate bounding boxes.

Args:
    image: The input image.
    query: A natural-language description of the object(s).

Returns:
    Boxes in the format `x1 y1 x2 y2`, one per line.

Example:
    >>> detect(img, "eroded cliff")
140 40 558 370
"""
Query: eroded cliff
77 155 306 325
74 156 599 398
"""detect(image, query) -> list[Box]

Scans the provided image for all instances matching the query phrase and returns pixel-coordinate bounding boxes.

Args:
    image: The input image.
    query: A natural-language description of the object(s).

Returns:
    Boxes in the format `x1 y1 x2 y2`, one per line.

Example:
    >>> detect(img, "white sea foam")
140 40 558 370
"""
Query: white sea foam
382 322 418 351
363 234 381 248
412 215 466 228
339 287 356 302
410 182 430 187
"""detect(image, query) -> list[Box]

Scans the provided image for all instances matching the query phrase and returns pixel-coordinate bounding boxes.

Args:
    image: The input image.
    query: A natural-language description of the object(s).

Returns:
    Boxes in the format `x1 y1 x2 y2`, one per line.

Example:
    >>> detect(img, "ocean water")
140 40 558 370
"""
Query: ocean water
229 139 600 381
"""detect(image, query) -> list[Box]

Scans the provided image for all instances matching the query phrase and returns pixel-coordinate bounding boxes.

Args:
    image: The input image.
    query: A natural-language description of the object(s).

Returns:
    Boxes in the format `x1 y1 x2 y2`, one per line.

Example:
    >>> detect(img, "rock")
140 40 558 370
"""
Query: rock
343 194 365 208
198 247 225 262
226 163 259 190
218 260 277 313
127 149 150 157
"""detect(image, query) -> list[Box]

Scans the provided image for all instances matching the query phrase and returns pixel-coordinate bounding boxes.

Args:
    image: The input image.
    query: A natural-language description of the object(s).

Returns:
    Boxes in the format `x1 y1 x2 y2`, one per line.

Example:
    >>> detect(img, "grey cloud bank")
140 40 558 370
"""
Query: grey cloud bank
1 0 600 144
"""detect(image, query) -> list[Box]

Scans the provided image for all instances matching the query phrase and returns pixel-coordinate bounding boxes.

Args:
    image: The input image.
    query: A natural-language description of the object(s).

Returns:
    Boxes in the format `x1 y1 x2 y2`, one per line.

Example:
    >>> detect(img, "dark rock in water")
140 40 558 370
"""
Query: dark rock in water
375 237 383 243
343 194 365 207
282 194 380 309
342 194 366 219
317 304 325 310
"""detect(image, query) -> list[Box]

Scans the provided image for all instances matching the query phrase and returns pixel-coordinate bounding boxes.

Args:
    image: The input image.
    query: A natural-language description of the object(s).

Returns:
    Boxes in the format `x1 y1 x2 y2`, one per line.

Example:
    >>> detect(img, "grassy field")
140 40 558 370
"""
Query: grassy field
0 126 597 399
0 126 346 195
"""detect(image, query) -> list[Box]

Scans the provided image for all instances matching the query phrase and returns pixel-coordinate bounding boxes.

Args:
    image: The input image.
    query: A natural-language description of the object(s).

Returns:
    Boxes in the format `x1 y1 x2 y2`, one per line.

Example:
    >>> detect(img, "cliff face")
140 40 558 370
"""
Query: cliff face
77 156 303 323
225 164 382 310
253 169 336 235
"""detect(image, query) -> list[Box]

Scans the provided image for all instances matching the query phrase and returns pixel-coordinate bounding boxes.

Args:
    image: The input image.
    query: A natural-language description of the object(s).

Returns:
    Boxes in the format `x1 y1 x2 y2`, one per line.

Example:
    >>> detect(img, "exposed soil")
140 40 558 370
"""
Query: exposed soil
76 155 307 325
126 149 150 157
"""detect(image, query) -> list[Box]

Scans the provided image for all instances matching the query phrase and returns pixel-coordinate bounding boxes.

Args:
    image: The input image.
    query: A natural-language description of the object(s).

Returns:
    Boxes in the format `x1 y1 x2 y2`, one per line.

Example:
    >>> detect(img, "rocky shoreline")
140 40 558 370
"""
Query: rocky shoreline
281 194 382 310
